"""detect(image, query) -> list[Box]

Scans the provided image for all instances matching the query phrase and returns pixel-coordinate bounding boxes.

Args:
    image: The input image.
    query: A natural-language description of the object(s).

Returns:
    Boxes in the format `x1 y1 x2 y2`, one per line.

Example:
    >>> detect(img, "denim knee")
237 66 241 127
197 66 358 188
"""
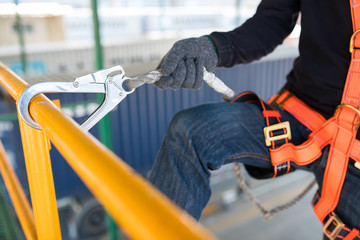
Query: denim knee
169 106 201 131
166 105 207 146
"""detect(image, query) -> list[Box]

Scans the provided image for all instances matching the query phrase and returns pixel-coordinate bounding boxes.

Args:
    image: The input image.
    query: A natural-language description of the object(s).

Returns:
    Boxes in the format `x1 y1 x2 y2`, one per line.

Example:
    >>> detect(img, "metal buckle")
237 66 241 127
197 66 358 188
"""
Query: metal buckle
263 121 291 147
335 104 360 130
350 29 360 53
323 212 344 240
355 161 360 170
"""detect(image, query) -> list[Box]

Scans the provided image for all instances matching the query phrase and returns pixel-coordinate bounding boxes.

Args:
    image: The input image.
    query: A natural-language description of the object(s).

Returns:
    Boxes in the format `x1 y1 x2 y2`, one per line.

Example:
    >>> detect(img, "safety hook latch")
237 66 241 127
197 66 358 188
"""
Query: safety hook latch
18 65 134 131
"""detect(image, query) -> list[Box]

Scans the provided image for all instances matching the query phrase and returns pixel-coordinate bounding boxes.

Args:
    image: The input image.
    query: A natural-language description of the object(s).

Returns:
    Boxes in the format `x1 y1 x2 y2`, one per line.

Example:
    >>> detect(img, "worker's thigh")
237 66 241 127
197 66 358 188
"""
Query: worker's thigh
163 101 312 172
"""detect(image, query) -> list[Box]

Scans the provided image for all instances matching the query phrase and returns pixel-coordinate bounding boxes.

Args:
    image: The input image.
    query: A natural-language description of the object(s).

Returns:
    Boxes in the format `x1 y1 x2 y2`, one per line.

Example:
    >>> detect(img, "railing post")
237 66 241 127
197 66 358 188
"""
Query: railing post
0 183 22 239
17 104 61 240
0 140 36 240
14 0 27 74
90 0 120 239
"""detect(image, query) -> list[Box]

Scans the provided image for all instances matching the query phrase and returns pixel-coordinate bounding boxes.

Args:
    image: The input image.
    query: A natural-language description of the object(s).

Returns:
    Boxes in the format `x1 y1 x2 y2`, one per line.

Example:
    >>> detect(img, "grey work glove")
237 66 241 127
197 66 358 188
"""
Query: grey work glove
155 36 218 90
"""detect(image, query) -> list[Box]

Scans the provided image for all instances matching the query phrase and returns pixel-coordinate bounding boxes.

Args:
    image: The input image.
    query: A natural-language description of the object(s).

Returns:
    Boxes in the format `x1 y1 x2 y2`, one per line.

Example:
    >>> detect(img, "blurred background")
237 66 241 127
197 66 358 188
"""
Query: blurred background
0 1 321 240
0 0 261 76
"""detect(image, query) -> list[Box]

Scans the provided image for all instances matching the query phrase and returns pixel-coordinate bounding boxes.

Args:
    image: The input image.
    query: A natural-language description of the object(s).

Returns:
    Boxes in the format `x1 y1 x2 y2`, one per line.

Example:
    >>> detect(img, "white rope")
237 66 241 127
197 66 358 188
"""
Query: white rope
126 68 235 100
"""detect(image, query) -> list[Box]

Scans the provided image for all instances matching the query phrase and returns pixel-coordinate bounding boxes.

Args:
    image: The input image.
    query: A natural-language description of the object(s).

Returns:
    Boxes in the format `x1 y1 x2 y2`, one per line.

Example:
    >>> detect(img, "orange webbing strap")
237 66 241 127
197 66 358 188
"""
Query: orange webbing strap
270 90 326 131
344 229 360 240
270 118 336 166
349 0 360 56
314 107 358 222
311 0 360 223
268 90 333 166
350 139 360 161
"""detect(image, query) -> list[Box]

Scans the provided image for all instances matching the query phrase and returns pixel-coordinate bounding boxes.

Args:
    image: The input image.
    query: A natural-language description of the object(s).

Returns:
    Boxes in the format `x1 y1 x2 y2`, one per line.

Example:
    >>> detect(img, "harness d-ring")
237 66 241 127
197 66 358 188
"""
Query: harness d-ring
336 104 360 129
349 29 360 53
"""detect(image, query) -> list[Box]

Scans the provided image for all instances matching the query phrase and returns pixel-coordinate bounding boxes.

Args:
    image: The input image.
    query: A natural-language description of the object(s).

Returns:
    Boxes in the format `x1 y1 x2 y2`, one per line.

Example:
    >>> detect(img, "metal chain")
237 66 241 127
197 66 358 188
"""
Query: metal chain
233 162 317 220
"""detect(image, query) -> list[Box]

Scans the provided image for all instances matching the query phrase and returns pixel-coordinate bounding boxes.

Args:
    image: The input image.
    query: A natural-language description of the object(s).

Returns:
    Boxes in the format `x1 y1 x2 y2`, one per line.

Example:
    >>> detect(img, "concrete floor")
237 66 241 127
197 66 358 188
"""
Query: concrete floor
201 168 323 240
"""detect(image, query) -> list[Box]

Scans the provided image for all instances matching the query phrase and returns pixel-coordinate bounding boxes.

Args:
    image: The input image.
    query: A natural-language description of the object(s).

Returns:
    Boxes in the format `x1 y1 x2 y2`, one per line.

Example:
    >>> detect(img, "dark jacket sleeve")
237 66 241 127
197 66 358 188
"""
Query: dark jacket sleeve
209 0 300 67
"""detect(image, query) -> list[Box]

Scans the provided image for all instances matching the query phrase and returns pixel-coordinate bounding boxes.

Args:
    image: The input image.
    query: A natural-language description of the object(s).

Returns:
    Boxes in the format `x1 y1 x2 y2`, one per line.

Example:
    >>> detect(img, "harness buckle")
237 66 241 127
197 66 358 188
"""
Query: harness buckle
263 121 291 147
355 161 360 170
323 212 344 240
336 104 360 129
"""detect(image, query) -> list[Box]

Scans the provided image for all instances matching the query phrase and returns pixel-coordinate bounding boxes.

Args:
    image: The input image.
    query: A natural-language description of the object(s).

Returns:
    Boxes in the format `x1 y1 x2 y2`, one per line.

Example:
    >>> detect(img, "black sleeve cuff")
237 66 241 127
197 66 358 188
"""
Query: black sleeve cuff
208 32 236 68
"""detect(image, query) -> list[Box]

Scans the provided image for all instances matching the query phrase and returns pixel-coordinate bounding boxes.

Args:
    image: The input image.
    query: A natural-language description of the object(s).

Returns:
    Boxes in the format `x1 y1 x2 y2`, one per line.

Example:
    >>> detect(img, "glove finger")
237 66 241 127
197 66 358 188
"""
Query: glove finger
181 58 196 89
193 57 205 89
154 76 174 89
160 38 201 75
160 45 187 75
170 60 186 89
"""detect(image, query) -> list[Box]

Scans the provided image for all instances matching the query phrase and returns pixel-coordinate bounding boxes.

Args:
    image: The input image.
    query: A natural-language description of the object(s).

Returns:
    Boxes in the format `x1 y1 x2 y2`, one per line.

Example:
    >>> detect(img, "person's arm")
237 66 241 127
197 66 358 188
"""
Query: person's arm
209 0 300 67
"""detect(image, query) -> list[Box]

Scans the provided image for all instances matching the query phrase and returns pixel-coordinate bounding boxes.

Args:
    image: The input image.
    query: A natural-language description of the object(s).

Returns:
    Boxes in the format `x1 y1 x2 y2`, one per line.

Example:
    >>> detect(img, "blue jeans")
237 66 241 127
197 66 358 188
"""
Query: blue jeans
148 101 360 234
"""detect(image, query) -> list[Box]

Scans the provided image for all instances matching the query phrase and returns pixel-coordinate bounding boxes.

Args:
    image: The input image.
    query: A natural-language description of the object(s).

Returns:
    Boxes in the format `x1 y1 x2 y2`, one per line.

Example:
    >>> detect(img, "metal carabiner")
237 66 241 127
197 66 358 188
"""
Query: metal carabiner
18 65 134 131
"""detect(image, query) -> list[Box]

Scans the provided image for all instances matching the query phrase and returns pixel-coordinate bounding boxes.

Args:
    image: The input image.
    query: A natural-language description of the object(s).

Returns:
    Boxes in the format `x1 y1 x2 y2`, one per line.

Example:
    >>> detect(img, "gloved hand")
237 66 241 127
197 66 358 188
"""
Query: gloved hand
155 36 218 89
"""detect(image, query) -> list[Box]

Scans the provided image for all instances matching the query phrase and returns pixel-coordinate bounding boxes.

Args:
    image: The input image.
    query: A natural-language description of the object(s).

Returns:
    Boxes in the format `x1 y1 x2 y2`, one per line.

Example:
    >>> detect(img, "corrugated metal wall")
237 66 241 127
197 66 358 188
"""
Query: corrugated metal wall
0 56 295 199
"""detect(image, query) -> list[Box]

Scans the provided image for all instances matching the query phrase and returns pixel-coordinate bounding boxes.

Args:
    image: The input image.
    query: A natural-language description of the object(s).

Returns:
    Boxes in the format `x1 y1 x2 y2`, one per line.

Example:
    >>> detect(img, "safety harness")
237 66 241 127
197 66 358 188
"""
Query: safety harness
232 1 360 239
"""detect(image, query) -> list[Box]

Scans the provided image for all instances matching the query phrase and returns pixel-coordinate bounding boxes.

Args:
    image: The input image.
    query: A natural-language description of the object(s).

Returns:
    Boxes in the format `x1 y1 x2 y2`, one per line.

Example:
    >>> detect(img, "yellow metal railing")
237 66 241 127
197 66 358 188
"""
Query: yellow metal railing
0 140 36 239
0 62 218 240
18 108 61 239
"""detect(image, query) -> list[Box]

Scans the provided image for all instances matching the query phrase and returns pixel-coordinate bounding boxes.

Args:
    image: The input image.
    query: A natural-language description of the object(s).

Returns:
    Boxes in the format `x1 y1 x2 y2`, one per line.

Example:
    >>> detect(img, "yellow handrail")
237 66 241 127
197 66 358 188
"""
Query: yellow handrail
18 111 62 239
0 62 217 240
0 140 36 240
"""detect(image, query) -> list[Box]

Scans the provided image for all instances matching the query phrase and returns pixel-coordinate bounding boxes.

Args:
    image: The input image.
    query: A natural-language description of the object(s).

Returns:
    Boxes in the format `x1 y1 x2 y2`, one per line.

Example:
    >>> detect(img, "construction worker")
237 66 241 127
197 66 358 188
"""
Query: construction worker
148 0 360 238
